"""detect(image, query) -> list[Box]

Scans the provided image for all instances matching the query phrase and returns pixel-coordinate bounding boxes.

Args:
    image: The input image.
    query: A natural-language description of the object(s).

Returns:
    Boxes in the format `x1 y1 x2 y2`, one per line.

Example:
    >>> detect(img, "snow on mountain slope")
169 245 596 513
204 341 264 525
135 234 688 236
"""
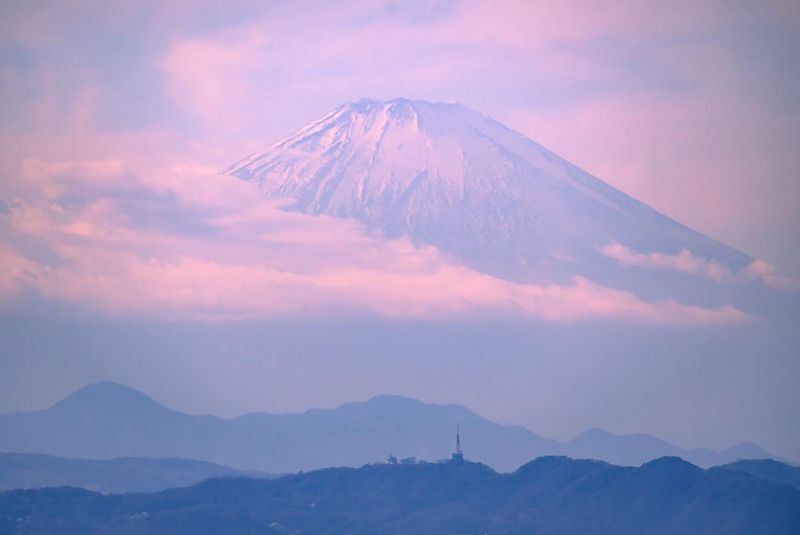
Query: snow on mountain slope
227 98 751 283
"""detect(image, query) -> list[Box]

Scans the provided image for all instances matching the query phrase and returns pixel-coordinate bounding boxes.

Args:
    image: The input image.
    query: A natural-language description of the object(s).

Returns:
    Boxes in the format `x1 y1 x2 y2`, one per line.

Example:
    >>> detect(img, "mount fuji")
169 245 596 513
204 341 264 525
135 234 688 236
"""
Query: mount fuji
227 98 755 299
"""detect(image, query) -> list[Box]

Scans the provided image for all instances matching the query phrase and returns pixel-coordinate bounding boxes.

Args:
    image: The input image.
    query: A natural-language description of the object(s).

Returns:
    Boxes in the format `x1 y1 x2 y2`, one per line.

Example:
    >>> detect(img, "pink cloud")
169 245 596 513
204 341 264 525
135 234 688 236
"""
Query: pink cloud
0 158 746 325
28 255 745 325
159 2 732 141
0 245 37 301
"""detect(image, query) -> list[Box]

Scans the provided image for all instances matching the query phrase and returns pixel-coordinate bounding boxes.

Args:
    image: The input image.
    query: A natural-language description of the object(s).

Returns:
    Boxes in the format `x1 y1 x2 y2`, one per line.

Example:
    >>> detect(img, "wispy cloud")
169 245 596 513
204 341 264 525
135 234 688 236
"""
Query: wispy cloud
744 259 799 291
599 242 737 283
0 159 745 325
600 242 797 290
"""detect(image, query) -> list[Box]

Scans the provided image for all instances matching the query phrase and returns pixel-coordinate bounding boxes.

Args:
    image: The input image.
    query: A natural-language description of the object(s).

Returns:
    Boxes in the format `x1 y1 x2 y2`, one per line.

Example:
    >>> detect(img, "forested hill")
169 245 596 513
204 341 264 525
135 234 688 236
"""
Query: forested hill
2 456 800 534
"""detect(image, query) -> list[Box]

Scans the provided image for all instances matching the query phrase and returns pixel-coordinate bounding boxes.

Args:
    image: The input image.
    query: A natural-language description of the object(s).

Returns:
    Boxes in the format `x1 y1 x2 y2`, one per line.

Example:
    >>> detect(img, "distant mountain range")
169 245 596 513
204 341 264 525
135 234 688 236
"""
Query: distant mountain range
3 456 799 534
0 453 272 494
0 382 779 473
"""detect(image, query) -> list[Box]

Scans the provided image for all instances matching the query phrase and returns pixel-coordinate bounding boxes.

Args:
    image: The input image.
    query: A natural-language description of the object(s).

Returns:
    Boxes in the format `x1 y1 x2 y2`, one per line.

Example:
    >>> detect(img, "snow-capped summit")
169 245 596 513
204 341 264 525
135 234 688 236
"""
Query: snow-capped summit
227 98 749 282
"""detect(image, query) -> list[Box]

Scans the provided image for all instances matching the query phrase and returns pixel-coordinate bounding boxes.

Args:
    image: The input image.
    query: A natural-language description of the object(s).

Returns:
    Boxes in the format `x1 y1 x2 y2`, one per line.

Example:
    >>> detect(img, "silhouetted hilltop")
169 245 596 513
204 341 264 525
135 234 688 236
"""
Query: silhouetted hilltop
2 456 799 534
49 382 165 414
720 459 800 490
0 382 228 461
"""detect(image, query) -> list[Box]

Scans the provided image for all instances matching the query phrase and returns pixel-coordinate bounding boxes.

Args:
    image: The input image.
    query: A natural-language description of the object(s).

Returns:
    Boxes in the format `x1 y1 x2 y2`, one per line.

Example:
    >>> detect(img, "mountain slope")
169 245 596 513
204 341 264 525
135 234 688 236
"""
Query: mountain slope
0 382 231 461
227 98 750 284
564 428 775 467
0 453 271 494
0 383 777 473
2 457 799 534
721 459 800 490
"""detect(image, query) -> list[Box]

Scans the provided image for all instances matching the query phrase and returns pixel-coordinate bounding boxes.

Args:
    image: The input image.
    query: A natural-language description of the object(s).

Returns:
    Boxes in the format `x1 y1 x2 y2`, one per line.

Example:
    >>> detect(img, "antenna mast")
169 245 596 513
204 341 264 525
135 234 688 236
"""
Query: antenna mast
451 425 464 463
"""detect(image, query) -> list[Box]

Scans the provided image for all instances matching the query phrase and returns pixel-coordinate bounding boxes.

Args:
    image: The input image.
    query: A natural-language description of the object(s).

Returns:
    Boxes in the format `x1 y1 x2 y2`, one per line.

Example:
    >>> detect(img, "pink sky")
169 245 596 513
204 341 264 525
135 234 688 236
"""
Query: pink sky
2 1 798 270
0 0 798 321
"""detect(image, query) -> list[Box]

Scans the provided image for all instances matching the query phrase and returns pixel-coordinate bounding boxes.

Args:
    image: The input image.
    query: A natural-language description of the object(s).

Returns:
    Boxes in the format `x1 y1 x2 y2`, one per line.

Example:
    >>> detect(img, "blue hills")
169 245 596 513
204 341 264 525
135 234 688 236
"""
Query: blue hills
0 382 779 473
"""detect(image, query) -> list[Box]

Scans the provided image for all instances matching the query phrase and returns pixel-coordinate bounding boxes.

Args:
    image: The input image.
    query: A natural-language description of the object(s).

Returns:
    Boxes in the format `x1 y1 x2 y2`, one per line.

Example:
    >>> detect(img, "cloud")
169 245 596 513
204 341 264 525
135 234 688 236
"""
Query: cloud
0 158 746 325
600 242 797 290
0 245 36 301
599 242 737 283
744 259 800 291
